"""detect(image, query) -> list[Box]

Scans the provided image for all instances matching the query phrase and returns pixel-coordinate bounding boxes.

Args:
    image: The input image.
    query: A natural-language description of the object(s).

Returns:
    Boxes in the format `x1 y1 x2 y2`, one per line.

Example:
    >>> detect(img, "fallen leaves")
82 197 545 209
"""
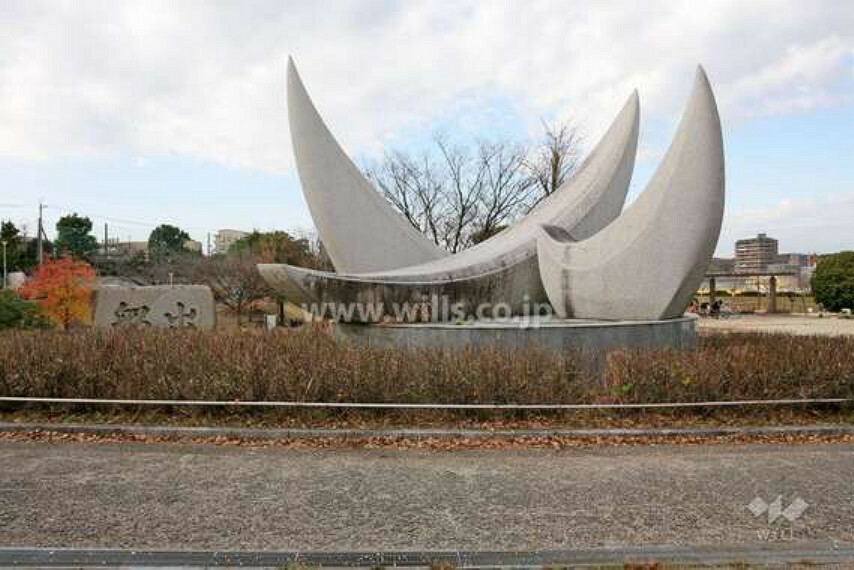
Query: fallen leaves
1 428 852 451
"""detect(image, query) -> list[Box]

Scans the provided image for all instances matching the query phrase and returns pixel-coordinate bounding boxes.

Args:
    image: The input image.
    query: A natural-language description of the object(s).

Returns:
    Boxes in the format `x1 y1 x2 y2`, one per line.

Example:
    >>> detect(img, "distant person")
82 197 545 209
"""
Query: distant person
688 298 699 313
711 299 722 317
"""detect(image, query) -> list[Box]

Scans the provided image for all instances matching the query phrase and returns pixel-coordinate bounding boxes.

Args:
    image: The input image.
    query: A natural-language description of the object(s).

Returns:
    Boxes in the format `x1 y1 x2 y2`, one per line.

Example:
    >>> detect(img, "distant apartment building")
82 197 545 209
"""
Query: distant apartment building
776 252 811 269
702 235 817 292
775 253 817 291
183 239 203 254
214 229 248 255
735 233 778 273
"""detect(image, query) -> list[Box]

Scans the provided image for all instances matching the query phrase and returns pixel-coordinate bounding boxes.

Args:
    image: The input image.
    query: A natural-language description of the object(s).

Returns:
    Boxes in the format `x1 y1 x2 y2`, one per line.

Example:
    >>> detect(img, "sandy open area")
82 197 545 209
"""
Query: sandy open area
698 314 854 336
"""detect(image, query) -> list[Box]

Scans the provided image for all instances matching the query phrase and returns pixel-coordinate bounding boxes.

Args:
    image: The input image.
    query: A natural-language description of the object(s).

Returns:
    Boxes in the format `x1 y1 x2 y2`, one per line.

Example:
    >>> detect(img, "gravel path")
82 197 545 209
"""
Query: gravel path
1 441 853 551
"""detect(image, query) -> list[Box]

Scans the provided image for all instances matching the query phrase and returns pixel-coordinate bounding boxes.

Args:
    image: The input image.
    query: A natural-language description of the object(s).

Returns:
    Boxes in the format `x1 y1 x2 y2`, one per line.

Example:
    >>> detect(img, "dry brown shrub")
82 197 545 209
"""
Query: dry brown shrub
1 327 852 405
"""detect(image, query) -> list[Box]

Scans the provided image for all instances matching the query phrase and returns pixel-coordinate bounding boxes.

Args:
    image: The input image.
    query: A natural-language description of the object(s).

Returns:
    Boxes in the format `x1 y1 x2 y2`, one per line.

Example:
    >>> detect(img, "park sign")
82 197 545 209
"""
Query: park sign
93 285 215 330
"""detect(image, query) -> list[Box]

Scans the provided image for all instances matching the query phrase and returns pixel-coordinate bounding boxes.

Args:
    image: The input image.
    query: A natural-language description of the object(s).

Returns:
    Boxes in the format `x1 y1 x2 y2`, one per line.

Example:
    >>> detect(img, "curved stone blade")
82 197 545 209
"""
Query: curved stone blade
537 66 725 320
288 58 448 273
261 90 640 322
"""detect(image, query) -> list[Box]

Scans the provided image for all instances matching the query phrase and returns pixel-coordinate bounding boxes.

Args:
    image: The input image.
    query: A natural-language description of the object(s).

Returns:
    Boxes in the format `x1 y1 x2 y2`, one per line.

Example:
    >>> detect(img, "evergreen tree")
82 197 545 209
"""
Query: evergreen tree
55 214 98 259
148 224 193 261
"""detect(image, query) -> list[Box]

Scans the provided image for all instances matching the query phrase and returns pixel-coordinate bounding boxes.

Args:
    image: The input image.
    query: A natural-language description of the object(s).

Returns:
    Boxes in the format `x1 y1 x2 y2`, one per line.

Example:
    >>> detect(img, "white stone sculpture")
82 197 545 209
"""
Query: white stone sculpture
288 58 447 273
537 67 724 320
262 87 639 319
264 62 725 324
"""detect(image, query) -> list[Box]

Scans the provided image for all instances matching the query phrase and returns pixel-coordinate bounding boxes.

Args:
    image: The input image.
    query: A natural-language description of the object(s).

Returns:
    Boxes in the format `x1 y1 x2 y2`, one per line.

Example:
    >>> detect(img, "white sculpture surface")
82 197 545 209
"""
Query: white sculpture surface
262 88 640 318
264 62 725 324
288 58 446 273
536 67 724 320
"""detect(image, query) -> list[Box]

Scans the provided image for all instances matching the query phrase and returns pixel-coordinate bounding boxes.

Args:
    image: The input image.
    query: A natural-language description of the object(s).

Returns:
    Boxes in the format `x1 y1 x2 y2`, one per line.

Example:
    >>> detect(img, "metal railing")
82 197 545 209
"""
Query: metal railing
0 396 849 410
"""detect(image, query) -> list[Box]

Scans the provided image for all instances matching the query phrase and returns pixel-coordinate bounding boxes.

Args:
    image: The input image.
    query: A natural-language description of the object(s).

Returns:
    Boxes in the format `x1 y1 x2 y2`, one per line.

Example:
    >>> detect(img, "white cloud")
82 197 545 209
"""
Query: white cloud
719 192 854 255
721 36 854 120
0 0 853 173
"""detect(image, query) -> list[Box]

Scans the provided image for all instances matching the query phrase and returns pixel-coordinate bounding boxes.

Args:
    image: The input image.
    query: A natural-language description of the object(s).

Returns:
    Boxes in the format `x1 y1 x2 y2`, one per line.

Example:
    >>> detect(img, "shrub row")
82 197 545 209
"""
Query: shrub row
1 327 853 404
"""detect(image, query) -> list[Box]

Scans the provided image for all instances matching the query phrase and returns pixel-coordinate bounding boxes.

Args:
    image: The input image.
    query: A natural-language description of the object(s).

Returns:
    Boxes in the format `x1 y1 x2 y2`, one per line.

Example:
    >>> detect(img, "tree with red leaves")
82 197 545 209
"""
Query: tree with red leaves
20 257 96 329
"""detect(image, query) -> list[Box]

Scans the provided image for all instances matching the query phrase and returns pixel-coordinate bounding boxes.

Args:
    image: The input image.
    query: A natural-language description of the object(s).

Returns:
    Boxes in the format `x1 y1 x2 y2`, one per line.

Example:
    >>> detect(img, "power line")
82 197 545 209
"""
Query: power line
43 203 218 233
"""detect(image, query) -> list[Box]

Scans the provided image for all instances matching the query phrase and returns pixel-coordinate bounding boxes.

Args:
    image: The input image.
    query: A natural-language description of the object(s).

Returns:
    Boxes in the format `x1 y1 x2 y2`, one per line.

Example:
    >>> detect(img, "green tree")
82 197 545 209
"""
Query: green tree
54 214 98 259
1 220 20 244
1 221 23 272
812 251 854 312
0 290 51 330
148 224 193 261
228 230 317 267
1 221 47 272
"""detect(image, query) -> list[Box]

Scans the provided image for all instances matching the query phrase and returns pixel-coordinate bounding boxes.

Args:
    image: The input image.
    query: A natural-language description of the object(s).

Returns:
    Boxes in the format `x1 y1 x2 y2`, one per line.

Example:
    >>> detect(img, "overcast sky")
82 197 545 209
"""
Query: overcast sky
1 0 853 256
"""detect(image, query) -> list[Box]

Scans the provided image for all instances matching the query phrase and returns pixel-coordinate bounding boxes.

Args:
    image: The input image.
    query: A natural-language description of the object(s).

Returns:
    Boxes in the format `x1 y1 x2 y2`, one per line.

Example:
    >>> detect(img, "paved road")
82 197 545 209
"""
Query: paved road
1 441 853 552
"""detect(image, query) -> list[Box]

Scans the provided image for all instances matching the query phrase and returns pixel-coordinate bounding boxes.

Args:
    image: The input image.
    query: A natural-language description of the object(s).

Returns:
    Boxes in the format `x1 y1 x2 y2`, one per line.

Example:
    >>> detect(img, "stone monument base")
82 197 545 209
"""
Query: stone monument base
93 285 216 330
334 315 697 353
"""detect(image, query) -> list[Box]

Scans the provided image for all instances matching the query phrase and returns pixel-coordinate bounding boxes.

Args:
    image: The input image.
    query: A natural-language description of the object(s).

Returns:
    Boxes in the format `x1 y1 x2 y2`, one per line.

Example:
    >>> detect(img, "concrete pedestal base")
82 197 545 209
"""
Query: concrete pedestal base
335 315 697 353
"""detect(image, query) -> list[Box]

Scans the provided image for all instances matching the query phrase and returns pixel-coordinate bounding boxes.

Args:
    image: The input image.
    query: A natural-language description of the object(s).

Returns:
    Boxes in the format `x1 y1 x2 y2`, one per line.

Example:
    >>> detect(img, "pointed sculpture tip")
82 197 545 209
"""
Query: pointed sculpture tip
286 56 306 95
687 65 715 102
629 88 640 108
695 64 711 86
621 89 640 122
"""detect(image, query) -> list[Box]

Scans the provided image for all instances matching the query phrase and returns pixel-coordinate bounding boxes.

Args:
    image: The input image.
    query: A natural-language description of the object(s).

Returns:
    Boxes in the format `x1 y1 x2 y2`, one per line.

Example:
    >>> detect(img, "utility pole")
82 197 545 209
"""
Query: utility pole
1 240 7 289
104 222 109 258
207 232 211 256
36 201 44 265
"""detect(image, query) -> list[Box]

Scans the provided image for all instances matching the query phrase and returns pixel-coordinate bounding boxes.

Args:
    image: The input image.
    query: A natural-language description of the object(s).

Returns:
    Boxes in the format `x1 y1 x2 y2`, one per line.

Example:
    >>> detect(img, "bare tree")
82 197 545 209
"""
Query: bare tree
475 140 536 240
366 135 485 254
526 120 583 204
364 119 581 254
434 135 484 253
194 256 272 324
365 150 445 246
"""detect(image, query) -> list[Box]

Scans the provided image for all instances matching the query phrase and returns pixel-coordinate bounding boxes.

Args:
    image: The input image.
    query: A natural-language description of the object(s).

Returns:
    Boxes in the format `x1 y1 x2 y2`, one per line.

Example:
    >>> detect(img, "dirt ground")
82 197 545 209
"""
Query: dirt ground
698 314 854 336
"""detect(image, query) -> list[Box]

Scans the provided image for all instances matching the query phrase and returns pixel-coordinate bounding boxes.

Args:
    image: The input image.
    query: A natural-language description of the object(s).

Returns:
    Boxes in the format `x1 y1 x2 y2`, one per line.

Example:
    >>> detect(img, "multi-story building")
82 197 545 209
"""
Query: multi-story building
702 235 817 292
214 229 248 255
774 253 817 290
183 239 203 254
776 252 811 269
735 233 778 273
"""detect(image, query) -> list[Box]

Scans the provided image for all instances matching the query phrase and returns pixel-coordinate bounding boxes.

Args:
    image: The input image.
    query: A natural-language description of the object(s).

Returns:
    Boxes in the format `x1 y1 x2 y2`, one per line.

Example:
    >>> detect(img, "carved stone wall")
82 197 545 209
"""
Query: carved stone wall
93 285 216 330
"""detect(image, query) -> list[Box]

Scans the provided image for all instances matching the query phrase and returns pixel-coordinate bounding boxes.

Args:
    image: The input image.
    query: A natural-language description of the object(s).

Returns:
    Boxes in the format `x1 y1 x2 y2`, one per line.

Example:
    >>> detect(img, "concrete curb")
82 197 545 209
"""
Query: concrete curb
1 421 854 441
1 544 853 567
